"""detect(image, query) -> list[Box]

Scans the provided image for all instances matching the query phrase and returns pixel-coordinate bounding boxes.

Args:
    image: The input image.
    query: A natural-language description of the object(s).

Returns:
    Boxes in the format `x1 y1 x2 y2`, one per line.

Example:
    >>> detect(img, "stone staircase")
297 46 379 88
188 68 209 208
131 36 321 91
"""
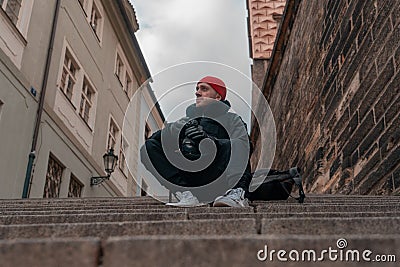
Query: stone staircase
0 195 399 266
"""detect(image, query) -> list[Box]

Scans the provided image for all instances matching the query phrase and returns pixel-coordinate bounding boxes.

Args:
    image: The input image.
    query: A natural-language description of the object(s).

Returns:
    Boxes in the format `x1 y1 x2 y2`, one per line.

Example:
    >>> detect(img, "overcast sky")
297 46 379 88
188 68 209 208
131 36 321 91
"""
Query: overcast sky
130 0 253 124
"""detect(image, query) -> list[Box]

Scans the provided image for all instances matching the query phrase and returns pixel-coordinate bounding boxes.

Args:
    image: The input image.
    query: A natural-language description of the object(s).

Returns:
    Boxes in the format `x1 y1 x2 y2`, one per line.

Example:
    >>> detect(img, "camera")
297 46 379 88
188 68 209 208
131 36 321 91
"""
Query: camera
180 120 201 160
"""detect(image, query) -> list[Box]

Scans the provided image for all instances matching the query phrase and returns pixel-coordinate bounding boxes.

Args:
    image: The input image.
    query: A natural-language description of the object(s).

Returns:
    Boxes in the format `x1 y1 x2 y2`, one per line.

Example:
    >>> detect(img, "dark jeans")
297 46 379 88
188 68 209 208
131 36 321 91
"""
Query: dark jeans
140 138 252 201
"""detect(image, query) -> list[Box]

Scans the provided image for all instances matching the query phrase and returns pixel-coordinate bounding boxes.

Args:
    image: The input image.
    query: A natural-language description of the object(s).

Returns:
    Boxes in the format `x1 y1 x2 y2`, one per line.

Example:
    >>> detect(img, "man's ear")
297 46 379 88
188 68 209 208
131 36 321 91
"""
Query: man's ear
215 94 222 101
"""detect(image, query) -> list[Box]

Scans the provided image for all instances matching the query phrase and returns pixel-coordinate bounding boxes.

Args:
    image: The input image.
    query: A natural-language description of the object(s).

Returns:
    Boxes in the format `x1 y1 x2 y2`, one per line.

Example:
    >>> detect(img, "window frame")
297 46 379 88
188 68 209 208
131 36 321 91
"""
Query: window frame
115 45 135 98
68 174 84 198
144 123 151 140
59 48 80 104
119 136 129 177
78 0 104 44
1 0 22 25
43 153 65 198
115 53 124 85
89 0 102 41
124 72 133 98
107 116 120 151
79 76 96 128
56 41 98 133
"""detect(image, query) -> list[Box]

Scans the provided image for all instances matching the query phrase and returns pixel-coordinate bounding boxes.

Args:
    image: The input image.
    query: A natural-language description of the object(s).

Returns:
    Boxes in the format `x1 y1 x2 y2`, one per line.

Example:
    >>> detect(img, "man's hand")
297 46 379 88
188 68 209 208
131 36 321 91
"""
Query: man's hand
184 125 211 143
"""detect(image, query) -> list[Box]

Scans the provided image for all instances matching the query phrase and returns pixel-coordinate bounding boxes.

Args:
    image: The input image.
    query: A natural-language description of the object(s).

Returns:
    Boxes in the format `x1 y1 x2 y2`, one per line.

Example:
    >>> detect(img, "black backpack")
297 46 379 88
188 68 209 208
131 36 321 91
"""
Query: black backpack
247 167 306 203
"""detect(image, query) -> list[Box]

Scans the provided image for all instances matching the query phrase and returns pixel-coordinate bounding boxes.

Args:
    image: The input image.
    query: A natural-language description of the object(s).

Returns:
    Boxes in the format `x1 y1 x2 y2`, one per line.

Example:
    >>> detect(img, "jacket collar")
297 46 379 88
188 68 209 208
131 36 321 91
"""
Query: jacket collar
186 100 231 118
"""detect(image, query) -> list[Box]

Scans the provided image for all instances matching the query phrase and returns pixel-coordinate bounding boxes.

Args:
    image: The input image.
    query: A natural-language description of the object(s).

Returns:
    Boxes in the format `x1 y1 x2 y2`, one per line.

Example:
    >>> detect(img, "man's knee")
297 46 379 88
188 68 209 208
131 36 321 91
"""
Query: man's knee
141 139 159 155
141 139 156 163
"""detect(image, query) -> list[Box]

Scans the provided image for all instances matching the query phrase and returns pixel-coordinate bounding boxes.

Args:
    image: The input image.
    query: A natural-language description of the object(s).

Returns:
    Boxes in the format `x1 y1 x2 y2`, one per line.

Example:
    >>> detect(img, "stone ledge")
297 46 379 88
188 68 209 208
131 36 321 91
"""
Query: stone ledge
103 235 400 267
0 237 100 267
0 219 257 239
262 217 400 235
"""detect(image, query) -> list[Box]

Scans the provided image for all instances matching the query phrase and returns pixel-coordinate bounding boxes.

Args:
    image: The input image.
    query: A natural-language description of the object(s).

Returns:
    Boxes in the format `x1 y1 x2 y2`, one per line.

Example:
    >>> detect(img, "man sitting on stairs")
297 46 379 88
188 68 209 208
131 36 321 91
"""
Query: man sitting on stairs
140 76 252 207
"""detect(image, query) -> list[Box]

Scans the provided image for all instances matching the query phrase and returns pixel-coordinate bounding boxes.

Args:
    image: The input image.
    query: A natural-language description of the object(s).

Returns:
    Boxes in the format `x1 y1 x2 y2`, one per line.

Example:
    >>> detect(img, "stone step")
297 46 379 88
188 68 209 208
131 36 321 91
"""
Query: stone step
0 208 189 215
260 199 400 205
4 203 399 215
1 198 398 211
0 237 100 267
302 194 400 198
3 199 399 210
1 194 397 205
264 195 400 203
1 194 397 202
0 195 398 205
0 201 164 208
0 212 188 225
2 210 399 227
2 235 399 267
190 211 400 220
0 204 183 212
2 197 398 210
3 216 399 239
2 205 399 215
0 202 166 209
0 218 257 239
1 202 398 213
262 217 400 235
0 206 254 214
0 196 157 204
257 204 400 213
103 235 399 267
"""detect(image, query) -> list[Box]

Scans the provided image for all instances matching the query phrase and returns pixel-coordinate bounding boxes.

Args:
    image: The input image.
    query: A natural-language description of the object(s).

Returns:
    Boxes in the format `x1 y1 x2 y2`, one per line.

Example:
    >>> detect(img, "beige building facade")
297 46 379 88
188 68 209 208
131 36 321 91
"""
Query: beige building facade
0 0 163 198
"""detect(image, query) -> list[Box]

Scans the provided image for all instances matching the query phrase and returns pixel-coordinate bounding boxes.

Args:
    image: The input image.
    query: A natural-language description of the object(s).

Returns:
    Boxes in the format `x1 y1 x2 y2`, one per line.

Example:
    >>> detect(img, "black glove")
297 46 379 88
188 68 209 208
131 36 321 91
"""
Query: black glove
184 124 211 143
180 137 201 160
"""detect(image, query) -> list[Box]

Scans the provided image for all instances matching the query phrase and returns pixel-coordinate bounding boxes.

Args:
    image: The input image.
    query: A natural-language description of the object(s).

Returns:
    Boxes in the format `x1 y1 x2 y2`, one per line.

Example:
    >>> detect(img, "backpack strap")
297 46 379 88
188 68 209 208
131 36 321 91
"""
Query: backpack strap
289 167 306 203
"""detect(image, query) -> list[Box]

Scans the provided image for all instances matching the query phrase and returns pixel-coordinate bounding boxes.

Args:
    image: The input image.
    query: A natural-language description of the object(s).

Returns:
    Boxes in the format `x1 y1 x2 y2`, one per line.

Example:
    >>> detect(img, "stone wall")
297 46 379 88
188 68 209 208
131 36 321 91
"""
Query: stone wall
252 0 400 195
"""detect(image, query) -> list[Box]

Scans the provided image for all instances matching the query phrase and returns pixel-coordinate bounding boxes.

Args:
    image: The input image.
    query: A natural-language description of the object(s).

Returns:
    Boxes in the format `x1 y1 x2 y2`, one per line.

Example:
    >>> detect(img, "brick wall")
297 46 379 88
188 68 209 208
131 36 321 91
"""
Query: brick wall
252 0 400 195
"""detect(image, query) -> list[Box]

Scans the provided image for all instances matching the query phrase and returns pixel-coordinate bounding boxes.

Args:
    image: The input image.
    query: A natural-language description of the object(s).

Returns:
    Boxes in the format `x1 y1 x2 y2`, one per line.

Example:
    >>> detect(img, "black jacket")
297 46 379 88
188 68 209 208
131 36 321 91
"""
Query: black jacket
150 100 252 189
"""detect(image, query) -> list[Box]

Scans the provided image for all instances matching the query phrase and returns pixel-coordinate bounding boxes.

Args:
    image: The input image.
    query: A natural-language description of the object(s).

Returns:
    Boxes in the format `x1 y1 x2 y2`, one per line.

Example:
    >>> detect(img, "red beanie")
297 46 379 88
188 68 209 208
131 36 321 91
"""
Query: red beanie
197 76 227 100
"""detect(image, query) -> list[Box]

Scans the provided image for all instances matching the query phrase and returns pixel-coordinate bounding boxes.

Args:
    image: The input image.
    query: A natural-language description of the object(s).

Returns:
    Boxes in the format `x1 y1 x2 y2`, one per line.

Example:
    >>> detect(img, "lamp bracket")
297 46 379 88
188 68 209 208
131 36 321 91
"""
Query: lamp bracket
90 175 110 186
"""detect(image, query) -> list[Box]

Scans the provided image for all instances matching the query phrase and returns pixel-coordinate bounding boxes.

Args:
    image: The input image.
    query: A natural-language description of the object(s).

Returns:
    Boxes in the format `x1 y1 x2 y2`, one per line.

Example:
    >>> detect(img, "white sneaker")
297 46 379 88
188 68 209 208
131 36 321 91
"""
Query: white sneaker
166 191 203 207
213 188 249 207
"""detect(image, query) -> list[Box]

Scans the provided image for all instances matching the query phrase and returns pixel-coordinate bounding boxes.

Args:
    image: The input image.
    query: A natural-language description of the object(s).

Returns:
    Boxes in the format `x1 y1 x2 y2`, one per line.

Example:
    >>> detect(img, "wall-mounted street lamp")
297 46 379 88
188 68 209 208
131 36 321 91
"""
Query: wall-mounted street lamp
90 148 118 186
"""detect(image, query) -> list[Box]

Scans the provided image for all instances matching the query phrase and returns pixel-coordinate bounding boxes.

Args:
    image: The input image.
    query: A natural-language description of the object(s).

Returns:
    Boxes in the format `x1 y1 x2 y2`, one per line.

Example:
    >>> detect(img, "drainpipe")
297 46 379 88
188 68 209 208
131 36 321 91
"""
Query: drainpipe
22 0 61 198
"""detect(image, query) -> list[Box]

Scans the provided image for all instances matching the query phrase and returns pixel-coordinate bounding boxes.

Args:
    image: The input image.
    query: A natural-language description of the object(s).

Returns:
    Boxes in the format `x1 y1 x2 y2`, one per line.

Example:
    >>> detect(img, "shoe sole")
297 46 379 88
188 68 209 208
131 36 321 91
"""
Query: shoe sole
165 202 207 208
212 202 231 207
213 199 244 208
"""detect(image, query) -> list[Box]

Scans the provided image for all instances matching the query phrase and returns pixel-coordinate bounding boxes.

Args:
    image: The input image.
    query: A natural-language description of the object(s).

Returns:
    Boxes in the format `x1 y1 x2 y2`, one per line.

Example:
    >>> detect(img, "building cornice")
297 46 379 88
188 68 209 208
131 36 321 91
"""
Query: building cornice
250 0 301 143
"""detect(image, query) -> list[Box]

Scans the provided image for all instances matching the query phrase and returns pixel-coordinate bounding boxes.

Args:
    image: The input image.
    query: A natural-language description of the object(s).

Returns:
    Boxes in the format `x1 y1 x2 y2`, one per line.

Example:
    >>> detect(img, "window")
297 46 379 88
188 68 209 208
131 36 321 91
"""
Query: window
0 0 34 68
60 49 79 101
145 123 151 140
115 54 124 83
43 155 64 198
124 72 132 97
78 0 103 42
119 137 129 176
141 180 148 196
107 117 119 150
56 42 99 139
90 1 102 40
115 47 134 97
79 77 95 124
0 100 3 126
68 174 83 197
0 99 3 119
1 0 22 25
